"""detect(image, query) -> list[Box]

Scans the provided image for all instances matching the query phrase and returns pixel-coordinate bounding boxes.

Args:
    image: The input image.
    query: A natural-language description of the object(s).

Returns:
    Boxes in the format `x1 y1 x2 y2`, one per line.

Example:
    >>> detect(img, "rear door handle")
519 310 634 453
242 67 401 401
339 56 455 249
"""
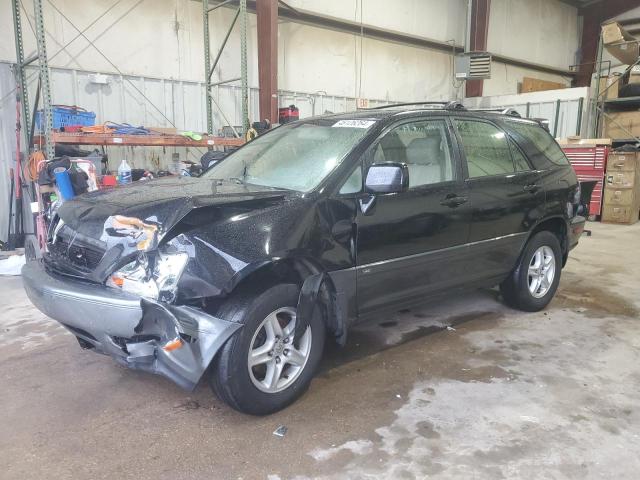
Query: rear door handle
440 195 468 208
523 183 540 193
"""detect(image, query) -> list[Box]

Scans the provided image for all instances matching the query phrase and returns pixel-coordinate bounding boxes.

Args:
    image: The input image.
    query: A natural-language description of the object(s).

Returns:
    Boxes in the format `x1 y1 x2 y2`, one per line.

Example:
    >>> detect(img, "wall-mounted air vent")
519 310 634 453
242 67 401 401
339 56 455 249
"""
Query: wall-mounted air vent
455 52 492 80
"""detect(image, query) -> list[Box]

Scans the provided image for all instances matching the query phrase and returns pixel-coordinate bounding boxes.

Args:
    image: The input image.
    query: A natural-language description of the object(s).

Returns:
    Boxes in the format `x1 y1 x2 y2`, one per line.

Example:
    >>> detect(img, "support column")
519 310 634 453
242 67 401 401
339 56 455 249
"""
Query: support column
33 0 54 160
257 0 277 123
465 0 490 98
12 0 30 140
203 0 213 135
239 0 249 133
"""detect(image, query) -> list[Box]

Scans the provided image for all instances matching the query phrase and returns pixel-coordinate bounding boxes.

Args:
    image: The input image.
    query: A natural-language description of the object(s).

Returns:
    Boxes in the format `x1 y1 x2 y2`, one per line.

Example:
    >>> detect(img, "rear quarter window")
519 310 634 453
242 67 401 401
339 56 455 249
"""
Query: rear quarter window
506 121 569 167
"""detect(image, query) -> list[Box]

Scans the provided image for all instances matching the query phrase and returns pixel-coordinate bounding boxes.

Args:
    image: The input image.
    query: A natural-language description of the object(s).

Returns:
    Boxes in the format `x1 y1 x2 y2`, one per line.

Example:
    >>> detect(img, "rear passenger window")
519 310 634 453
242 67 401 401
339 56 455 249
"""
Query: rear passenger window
454 120 515 178
508 121 569 166
372 120 454 189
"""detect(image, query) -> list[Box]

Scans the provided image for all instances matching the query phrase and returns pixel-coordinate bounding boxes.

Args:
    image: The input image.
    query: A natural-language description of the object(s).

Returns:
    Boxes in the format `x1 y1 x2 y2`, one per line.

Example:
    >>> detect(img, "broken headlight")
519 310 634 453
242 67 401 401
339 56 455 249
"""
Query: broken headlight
154 250 189 302
107 250 188 302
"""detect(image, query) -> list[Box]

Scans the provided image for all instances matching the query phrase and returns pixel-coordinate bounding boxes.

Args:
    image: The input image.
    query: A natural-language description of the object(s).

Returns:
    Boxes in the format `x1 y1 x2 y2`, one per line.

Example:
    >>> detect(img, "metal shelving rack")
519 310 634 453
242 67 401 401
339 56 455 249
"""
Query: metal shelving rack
592 31 640 145
203 0 250 137
11 0 249 155
12 0 55 159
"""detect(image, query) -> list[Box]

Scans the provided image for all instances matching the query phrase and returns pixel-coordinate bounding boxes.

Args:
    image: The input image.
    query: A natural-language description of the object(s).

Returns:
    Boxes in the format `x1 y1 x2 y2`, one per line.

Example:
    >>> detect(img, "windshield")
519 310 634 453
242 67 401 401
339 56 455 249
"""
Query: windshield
203 118 376 192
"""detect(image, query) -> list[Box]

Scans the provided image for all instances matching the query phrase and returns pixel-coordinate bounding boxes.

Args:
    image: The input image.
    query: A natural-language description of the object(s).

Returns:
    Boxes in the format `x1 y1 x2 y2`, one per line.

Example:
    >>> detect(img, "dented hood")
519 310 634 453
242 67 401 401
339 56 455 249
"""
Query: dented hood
56 176 293 244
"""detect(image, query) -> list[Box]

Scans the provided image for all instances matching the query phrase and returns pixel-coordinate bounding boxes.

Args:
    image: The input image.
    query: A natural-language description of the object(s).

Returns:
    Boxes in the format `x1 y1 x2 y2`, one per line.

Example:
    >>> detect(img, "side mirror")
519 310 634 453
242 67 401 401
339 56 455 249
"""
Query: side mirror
365 163 409 194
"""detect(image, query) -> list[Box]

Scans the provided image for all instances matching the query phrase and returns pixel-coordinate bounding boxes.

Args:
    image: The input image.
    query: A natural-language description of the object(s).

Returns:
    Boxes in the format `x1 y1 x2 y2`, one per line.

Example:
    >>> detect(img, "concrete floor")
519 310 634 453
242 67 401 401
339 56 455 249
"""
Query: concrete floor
2 221 640 480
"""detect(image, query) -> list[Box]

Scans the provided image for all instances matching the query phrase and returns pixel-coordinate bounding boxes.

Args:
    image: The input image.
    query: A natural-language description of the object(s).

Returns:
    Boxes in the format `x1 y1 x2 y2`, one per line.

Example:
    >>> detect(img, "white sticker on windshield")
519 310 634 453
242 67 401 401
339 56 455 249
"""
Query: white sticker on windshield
332 120 376 129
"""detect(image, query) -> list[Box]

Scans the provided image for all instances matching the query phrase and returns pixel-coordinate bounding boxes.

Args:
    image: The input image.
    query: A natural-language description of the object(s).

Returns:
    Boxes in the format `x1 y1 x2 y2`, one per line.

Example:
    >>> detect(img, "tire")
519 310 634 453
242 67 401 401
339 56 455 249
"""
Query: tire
500 231 562 312
210 283 325 415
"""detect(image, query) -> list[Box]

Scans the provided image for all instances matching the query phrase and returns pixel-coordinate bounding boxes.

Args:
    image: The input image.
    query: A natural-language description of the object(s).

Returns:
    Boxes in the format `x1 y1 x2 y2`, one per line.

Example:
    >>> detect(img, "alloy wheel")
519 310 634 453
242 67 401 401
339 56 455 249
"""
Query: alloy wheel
527 245 556 298
247 307 312 393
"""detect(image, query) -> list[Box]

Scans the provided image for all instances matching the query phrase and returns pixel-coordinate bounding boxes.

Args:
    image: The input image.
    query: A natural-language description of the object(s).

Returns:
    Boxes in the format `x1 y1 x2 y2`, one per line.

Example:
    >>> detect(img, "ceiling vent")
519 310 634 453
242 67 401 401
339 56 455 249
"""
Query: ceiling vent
455 52 492 80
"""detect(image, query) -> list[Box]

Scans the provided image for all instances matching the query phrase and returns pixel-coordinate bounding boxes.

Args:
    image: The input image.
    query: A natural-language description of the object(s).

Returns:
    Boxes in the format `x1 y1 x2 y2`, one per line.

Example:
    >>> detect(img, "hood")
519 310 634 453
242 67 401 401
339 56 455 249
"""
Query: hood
55 176 295 251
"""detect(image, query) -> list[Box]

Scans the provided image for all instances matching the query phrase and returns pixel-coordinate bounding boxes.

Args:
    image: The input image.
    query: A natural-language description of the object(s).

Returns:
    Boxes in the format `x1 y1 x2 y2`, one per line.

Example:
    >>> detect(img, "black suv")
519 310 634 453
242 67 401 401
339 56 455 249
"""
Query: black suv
22 102 585 414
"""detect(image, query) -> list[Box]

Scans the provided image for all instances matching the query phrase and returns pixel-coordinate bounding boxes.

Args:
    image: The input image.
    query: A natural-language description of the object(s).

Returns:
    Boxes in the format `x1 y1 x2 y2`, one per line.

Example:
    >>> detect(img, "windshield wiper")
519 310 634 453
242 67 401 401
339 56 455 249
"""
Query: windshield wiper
228 177 244 184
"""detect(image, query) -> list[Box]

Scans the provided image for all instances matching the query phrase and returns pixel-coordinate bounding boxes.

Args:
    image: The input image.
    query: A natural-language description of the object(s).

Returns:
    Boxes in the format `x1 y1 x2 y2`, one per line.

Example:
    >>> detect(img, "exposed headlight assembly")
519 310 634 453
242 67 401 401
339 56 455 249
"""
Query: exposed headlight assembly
107 250 189 302
154 251 189 302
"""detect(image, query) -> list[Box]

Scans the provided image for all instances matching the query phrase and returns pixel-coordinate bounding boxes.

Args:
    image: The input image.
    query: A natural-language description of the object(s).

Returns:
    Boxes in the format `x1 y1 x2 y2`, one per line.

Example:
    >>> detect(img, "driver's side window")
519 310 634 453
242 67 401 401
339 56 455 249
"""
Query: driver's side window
370 119 454 189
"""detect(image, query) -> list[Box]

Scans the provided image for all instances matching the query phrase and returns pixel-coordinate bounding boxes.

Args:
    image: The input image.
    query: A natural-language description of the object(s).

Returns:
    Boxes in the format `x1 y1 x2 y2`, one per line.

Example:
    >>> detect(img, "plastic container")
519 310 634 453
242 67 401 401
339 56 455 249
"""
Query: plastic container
35 105 96 131
101 175 117 187
118 159 132 185
53 167 75 200
278 105 299 124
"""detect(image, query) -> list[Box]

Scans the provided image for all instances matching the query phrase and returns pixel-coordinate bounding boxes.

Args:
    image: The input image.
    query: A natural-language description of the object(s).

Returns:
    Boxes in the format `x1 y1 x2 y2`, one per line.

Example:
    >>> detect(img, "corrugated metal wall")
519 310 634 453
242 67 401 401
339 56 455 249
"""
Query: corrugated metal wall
463 87 592 139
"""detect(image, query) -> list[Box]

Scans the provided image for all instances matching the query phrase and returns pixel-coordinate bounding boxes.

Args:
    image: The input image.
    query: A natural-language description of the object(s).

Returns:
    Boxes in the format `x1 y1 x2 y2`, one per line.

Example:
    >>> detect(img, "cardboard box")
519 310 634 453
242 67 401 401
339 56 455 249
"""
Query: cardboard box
629 74 640 85
601 204 639 225
606 170 637 189
599 76 620 100
607 152 639 172
603 111 640 139
521 77 566 93
147 127 178 135
603 188 638 207
602 21 640 65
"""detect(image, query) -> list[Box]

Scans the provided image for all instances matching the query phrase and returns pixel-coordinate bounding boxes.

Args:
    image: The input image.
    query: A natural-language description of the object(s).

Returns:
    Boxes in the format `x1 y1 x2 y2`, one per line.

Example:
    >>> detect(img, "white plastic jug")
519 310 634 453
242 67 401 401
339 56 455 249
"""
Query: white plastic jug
118 159 132 185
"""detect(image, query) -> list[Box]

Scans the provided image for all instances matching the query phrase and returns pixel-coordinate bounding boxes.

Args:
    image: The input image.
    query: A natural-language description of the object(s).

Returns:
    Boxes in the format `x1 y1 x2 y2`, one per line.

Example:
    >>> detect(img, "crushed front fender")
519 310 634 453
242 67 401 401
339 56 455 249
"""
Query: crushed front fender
128 300 242 390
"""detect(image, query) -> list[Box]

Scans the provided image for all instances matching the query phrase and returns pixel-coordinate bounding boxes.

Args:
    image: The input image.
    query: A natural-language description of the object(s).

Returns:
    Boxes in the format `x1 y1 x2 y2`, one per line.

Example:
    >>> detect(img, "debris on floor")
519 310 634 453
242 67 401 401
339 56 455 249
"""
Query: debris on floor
0 255 25 276
273 425 288 438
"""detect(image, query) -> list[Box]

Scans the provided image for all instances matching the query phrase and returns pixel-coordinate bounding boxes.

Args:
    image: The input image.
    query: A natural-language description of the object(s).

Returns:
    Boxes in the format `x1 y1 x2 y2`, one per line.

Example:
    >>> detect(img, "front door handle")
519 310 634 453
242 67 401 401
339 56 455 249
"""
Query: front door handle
523 183 540 193
440 195 468 208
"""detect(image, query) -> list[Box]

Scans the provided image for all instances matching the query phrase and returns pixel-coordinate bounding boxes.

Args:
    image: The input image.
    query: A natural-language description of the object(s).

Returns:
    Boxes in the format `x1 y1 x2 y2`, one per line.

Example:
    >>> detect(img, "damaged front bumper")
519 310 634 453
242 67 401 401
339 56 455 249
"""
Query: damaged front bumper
21 261 241 390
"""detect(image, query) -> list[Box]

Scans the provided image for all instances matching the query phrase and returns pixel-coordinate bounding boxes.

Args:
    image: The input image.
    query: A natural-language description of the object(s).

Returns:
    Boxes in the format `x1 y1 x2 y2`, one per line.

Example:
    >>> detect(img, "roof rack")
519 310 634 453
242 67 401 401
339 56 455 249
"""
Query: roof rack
468 107 522 117
371 103 524 117
371 101 466 111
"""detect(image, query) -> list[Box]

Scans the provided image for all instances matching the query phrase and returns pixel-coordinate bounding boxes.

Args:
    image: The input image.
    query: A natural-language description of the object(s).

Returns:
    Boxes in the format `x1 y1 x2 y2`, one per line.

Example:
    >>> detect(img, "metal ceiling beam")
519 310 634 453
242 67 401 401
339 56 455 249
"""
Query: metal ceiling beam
206 0 575 78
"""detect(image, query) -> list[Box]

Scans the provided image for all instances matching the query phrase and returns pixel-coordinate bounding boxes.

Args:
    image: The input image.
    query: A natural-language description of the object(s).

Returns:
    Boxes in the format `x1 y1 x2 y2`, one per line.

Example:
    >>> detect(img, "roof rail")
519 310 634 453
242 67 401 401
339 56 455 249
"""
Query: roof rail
468 107 522 117
371 101 467 111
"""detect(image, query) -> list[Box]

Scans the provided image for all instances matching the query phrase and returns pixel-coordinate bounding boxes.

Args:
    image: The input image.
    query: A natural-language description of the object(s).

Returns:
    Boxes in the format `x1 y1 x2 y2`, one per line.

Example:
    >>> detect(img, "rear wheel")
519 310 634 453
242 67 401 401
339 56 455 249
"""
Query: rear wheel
500 231 562 312
210 284 325 415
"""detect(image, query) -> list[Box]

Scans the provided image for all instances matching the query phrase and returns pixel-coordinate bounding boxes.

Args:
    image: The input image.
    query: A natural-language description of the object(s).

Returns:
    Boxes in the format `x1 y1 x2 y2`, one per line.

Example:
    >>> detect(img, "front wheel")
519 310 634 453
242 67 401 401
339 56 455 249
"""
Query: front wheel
500 231 562 312
210 284 325 415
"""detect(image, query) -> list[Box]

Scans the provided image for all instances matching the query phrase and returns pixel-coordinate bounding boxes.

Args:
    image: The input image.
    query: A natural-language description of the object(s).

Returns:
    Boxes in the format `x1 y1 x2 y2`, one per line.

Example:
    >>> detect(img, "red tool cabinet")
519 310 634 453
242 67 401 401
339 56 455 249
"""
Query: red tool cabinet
561 145 609 216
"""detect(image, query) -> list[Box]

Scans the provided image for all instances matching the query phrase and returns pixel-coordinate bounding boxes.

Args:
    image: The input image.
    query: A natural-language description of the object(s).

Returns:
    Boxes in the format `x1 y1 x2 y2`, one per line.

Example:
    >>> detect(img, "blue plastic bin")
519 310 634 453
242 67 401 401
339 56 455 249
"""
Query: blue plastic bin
35 105 96 131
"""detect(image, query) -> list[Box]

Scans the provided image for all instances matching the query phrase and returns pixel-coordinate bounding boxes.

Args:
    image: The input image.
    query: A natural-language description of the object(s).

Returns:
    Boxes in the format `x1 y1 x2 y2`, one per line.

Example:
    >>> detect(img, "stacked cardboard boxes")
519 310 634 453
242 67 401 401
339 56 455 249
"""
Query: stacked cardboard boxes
601 151 640 225
603 111 640 140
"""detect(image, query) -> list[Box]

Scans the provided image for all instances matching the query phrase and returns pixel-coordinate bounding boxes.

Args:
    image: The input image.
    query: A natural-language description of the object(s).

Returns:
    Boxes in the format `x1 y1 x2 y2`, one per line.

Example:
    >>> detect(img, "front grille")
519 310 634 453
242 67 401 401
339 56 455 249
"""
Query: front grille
47 222 107 273
48 238 105 271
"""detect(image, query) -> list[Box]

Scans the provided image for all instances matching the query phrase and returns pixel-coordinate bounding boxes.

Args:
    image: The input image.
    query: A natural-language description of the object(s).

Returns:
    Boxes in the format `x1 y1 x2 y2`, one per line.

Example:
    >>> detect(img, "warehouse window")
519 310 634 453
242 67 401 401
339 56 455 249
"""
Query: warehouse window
507 121 569 166
372 120 454 189
455 120 515 178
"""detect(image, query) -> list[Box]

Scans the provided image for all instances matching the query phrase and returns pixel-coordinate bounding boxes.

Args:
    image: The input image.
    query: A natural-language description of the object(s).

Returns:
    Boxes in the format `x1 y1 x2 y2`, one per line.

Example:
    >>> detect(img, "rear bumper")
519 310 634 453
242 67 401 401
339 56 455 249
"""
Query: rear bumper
568 215 586 251
22 260 241 390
